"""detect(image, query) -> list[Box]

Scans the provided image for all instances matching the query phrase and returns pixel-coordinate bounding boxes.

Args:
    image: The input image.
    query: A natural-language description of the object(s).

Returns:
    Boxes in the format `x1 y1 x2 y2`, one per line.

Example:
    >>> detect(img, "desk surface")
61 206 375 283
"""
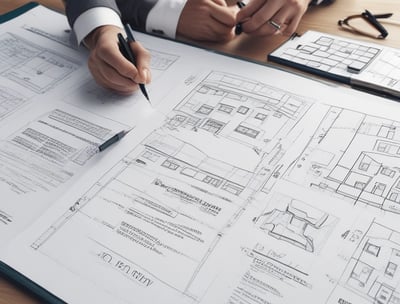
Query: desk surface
0 0 399 303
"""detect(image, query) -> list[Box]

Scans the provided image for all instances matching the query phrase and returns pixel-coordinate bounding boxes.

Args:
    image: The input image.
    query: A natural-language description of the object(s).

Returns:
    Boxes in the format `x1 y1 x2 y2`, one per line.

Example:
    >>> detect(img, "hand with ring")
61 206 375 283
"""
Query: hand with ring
236 0 311 36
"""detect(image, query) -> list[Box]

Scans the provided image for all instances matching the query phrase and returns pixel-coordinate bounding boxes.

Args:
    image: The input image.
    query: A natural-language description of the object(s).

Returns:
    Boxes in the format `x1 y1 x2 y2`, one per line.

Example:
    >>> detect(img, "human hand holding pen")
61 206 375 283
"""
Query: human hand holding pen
84 25 151 95
119 24 150 101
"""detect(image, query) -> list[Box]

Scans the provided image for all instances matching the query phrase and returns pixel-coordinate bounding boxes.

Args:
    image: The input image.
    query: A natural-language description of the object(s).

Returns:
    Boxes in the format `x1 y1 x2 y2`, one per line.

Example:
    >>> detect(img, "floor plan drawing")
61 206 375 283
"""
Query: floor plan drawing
254 193 337 253
0 33 80 94
0 85 27 120
328 220 400 304
356 49 400 94
285 106 400 214
270 32 380 79
268 30 400 99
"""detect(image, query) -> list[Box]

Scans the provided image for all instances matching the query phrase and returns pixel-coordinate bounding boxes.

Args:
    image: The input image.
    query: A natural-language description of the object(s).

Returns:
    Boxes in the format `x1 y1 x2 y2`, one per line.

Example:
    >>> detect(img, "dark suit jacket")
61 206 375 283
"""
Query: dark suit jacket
64 0 158 32
64 0 334 38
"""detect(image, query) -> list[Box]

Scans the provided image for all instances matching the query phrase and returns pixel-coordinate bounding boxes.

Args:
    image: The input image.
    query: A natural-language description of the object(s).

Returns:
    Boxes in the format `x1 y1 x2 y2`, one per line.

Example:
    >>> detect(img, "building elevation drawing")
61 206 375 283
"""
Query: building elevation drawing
167 71 310 152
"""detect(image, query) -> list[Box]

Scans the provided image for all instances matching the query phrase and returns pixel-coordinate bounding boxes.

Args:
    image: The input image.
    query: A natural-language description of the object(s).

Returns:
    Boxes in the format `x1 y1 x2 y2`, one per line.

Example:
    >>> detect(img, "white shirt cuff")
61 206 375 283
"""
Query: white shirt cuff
73 7 123 45
146 0 186 38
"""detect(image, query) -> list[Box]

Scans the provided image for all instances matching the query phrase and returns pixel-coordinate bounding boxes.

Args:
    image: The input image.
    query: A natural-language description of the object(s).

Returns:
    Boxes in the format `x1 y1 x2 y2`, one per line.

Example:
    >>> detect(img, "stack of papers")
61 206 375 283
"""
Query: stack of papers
1 6 400 304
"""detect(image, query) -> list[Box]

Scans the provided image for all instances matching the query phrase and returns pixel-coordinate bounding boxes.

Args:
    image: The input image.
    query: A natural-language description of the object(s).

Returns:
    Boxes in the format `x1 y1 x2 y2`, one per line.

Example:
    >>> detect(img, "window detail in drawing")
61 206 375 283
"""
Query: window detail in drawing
217 104 234 114
385 262 397 278
237 106 249 114
255 113 267 121
381 167 396 178
162 159 179 170
203 176 222 187
378 125 396 139
235 125 260 138
201 119 224 134
197 104 214 115
364 242 381 257
168 115 186 127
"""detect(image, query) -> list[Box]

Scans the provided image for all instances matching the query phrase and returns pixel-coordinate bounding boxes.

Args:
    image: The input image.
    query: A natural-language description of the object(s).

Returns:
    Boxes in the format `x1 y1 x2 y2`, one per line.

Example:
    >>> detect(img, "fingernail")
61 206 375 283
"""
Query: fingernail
142 68 150 84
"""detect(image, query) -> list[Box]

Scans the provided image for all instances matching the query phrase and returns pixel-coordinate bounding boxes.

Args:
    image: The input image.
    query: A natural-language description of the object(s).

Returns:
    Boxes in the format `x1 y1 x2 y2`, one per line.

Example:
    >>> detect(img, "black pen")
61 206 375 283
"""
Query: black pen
98 130 130 152
118 24 150 102
235 1 246 35
362 10 389 38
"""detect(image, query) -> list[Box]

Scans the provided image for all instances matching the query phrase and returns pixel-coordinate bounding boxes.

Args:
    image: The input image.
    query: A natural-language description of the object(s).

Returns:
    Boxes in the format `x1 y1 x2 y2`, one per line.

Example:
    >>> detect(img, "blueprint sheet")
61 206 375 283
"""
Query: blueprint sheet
2 5 400 304
269 30 400 98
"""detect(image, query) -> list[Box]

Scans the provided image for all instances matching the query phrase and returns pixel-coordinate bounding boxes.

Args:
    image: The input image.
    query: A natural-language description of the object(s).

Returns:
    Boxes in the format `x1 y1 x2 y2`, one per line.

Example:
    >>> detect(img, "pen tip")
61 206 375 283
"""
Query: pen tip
140 86 150 102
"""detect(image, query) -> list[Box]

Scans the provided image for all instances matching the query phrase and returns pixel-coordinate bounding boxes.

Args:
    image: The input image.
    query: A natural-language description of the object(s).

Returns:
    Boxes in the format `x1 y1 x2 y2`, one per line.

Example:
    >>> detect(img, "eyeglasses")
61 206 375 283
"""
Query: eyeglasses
338 10 392 39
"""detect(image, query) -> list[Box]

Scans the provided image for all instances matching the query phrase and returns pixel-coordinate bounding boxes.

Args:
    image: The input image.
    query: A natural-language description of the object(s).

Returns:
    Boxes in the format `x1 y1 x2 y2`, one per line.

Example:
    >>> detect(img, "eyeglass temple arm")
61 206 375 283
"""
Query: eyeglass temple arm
373 13 393 19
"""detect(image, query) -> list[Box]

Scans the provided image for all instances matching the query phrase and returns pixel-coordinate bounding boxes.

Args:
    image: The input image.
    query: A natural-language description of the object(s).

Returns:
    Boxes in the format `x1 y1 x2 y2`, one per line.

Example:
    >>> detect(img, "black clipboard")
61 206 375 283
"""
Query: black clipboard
0 2 38 24
0 261 65 304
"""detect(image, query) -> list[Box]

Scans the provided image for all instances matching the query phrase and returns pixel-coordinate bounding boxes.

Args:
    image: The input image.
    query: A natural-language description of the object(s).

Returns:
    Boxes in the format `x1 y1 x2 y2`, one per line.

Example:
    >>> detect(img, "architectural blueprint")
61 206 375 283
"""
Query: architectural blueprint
28 67 315 303
269 30 400 98
0 32 80 94
0 103 129 244
0 85 27 120
328 219 400 304
63 49 180 126
353 48 400 96
285 105 400 214
0 6 187 246
2 5 400 304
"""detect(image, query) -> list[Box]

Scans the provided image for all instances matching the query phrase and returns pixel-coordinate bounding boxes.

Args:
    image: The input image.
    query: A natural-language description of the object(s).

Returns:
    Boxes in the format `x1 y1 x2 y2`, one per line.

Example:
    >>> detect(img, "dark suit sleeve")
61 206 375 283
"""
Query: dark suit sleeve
116 0 158 32
64 0 120 28
64 0 158 33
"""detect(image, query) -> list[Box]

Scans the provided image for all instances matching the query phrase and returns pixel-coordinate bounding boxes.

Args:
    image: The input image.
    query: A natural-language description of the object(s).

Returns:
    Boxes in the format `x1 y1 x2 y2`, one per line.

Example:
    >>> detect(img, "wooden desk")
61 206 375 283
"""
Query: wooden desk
203 0 400 62
0 0 399 303
1 0 64 14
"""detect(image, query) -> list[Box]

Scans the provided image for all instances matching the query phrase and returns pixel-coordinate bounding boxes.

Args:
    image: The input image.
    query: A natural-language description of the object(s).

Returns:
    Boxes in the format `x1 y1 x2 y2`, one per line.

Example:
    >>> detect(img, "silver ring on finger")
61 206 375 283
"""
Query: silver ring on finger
268 20 281 31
